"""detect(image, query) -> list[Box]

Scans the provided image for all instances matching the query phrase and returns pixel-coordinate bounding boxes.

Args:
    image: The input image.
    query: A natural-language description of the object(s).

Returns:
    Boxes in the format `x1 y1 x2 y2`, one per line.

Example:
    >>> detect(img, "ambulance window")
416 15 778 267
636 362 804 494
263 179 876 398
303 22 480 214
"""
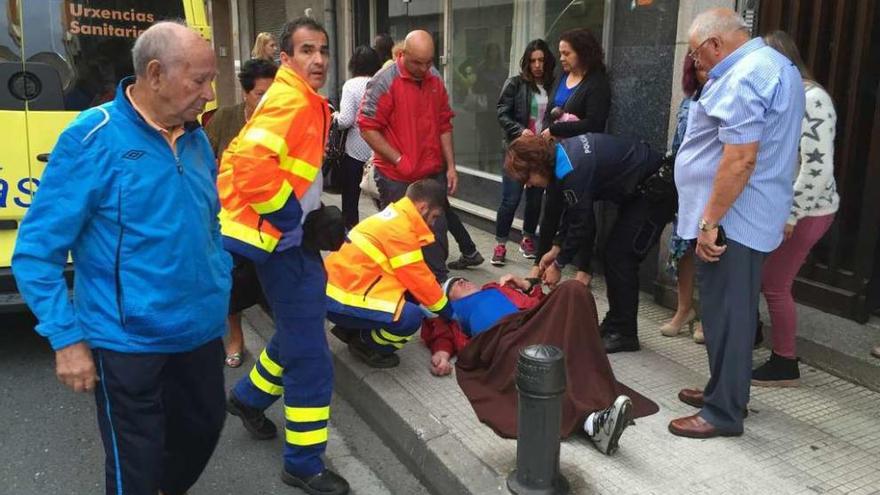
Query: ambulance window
22 0 186 111
0 0 25 110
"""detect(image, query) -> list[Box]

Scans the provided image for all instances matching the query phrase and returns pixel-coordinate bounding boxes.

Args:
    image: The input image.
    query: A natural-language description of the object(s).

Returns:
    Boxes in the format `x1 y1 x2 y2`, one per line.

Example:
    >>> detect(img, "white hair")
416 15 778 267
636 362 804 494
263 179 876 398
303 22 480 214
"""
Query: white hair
688 9 748 43
132 20 193 77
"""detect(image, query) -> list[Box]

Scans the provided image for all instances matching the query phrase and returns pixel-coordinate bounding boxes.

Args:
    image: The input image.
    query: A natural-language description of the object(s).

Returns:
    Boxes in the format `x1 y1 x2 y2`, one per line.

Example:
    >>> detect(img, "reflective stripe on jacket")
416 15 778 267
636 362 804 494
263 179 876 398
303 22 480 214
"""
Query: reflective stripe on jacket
324 197 452 321
218 65 330 262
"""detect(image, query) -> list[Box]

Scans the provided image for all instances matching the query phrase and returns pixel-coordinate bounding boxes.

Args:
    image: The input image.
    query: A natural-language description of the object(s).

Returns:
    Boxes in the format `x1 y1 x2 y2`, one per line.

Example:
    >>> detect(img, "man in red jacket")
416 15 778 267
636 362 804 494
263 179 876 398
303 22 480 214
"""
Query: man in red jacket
358 30 482 282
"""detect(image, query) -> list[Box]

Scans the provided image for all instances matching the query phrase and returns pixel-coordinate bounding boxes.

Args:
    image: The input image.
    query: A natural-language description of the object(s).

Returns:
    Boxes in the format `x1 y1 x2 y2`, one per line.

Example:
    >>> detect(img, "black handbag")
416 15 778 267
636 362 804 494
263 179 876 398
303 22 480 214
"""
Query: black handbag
323 113 349 194
302 205 346 253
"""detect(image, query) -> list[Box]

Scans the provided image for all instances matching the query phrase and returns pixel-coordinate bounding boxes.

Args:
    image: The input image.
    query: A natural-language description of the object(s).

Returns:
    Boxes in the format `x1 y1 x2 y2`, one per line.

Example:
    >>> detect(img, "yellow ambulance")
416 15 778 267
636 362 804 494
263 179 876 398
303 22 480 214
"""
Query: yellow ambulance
0 0 211 311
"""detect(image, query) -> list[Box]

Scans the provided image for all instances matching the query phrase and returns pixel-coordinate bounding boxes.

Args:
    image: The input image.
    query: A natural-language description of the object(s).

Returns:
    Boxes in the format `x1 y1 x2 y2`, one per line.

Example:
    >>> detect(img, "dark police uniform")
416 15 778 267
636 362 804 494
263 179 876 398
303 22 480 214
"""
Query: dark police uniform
539 133 676 352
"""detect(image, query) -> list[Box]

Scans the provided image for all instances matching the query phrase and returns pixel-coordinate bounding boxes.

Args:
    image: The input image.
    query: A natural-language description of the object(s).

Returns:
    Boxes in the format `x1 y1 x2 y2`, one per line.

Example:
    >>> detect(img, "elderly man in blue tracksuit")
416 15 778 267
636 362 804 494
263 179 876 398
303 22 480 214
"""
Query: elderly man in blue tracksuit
12 23 231 495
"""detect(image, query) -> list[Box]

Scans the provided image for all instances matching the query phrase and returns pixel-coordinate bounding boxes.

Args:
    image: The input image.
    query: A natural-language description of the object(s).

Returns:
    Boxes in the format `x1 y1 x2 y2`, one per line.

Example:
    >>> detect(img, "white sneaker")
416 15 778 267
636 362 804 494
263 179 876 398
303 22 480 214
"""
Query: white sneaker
586 395 633 455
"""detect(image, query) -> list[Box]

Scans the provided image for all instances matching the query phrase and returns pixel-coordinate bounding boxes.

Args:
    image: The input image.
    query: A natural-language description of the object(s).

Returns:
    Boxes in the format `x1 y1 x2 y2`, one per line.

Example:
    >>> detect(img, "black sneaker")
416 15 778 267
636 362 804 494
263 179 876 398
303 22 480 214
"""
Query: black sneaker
281 468 350 495
602 332 640 353
587 395 633 455
347 337 400 368
751 351 800 387
226 394 278 440
447 251 484 270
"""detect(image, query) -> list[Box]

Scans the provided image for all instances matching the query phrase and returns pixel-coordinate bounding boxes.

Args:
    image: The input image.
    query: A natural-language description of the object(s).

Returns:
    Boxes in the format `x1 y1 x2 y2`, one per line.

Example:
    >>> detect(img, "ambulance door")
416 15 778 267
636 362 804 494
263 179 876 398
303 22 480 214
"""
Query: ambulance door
0 0 28 268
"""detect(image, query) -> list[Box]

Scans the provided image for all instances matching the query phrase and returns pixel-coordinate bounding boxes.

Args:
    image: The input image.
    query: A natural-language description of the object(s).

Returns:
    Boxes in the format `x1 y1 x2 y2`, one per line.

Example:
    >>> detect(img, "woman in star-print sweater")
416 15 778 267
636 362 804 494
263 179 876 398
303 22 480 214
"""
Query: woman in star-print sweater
754 31 840 386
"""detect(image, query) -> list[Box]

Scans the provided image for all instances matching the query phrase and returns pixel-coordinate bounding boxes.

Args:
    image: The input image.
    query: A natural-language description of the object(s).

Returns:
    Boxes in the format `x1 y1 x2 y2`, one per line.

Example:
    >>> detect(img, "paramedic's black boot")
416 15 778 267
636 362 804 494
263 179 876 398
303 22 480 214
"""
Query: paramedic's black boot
281 468 350 495
226 394 277 440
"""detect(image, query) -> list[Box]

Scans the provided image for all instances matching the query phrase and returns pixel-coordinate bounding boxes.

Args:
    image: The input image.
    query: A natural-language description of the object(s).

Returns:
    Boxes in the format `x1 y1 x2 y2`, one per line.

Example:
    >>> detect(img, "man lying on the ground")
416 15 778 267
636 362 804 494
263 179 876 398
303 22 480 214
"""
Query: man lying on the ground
421 277 660 455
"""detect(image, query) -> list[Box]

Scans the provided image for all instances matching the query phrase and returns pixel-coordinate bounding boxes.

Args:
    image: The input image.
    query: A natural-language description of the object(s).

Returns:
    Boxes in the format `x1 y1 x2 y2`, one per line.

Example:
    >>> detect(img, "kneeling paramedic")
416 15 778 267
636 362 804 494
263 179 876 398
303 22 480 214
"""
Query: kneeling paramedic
217 18 348 495
506 133 677 354
324 179 455 368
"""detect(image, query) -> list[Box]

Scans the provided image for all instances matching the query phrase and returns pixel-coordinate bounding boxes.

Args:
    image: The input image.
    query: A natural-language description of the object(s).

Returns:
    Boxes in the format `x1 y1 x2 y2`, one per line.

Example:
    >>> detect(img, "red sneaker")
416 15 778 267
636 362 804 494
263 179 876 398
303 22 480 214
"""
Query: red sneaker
491 244 507 266
519 237 537 259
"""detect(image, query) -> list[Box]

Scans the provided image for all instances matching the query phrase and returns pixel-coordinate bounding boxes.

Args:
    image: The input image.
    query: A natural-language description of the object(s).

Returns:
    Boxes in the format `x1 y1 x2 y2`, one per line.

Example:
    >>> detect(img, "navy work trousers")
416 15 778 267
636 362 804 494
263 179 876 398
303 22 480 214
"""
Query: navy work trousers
231 246 333 477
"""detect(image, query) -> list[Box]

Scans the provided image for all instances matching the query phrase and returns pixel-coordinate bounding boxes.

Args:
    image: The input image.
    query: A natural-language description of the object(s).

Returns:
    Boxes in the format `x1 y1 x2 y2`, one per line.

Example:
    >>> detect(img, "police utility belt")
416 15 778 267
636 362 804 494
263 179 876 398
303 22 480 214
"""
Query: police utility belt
636 153 677 203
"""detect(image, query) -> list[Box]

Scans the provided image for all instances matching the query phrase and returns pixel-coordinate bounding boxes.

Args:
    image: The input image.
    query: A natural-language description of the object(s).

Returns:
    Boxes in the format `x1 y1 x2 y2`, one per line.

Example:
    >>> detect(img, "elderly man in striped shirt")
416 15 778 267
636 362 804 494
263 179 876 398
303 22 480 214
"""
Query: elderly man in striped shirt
669 8 805 438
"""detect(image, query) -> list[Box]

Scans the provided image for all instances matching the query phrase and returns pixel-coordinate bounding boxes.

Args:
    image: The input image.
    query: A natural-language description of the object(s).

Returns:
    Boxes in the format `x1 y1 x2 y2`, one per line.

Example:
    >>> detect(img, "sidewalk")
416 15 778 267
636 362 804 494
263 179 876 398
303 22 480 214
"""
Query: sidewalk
255 194 880 494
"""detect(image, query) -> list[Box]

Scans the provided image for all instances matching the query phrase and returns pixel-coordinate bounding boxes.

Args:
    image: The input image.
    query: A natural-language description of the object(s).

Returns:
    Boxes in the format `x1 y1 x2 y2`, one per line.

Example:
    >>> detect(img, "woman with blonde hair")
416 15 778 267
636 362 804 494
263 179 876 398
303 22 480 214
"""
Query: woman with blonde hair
251 32 278 61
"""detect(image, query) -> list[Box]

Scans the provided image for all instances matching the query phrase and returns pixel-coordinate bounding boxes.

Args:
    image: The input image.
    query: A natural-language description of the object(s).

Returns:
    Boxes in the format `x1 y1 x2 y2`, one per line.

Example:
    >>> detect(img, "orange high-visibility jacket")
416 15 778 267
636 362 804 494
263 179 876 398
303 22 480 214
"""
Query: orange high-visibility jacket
325 197 452 322
217 65 330 262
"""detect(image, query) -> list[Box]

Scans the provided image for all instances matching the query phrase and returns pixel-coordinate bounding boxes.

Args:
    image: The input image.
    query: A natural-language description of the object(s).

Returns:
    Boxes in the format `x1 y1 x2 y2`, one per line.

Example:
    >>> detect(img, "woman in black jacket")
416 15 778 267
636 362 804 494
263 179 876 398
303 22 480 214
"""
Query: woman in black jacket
535 28 611 284
492 39 556 266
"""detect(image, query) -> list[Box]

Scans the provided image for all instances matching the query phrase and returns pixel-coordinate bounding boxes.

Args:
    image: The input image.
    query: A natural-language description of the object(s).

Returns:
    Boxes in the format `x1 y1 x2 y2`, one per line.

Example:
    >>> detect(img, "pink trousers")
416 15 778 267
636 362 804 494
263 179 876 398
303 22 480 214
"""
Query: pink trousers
761 214 835 358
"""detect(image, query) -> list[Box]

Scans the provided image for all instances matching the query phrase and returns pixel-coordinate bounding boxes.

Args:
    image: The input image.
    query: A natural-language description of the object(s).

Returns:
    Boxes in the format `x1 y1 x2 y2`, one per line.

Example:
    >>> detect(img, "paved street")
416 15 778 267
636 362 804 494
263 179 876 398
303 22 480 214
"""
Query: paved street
0 313 428 495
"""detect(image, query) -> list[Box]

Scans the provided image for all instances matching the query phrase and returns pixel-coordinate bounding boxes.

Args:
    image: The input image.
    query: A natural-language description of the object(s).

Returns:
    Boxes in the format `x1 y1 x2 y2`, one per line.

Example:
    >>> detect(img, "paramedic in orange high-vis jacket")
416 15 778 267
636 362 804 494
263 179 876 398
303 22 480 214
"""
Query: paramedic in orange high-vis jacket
217 18 349 495
325 179 454 369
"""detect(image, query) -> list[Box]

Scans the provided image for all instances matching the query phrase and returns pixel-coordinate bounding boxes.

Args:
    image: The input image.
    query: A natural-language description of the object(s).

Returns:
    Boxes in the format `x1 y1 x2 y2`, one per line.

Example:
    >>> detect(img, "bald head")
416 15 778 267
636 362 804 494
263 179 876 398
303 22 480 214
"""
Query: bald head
132 21 212 77
402 30 435 80
130 21 216 128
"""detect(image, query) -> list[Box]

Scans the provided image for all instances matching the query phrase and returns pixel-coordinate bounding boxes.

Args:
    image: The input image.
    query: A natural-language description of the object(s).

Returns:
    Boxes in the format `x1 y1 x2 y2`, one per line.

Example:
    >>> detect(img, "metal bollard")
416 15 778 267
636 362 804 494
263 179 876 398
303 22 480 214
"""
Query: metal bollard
507 345 570 495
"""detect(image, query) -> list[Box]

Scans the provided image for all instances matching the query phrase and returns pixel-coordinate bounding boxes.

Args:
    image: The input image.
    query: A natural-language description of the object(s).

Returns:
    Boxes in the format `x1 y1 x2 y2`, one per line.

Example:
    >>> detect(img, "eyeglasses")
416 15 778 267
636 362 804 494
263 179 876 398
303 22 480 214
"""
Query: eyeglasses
688 37 714 61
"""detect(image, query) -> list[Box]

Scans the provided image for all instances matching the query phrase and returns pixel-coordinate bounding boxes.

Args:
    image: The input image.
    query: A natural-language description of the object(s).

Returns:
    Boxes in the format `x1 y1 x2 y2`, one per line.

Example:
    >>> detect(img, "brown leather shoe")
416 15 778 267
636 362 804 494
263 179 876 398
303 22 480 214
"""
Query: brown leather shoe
678 388 704 408
668 414 742 438
871 345 880 359
677 388 749 417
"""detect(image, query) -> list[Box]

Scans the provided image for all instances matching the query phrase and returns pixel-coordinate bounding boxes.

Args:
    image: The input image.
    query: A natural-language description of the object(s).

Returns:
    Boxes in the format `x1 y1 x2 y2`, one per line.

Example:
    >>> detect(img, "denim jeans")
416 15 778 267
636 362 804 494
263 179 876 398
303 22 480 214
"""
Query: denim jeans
495 174 543 242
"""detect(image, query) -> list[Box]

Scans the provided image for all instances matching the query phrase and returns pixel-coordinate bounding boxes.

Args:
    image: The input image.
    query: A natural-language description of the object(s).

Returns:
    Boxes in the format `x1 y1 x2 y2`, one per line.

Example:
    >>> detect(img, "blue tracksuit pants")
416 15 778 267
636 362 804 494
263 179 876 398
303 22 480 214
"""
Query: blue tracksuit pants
327 301 424 353
231 247 332 477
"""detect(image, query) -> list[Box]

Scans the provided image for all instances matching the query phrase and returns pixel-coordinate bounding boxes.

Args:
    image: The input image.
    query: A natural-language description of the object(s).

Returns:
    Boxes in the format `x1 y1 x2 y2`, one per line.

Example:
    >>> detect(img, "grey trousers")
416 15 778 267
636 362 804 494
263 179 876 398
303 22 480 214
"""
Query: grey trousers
375 168 449 282
697 238 766 433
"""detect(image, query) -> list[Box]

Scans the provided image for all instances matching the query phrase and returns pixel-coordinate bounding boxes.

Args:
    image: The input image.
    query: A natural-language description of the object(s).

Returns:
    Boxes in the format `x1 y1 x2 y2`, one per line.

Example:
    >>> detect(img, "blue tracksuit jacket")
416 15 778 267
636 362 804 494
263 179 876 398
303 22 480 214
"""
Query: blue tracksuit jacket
12 79 231 353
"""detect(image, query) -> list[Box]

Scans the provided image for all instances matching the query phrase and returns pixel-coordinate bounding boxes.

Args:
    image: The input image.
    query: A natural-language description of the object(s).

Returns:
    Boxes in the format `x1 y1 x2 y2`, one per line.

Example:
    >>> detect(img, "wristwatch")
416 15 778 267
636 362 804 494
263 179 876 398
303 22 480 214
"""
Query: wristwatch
698 218 718 232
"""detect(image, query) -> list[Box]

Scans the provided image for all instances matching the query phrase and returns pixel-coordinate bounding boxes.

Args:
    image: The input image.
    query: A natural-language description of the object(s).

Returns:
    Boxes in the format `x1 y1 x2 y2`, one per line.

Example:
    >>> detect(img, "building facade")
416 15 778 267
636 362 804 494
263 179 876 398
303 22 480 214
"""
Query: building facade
223 0 880 323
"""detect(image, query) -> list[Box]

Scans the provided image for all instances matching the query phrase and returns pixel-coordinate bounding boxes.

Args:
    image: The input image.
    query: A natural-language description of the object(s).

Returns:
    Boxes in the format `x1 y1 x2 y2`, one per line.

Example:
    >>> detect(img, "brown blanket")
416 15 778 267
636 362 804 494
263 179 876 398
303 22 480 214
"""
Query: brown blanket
455 281 659 439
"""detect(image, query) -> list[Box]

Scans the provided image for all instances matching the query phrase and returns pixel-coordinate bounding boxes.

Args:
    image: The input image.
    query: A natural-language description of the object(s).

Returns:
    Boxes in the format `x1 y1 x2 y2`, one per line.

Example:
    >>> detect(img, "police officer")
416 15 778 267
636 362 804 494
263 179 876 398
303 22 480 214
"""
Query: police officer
506 133 677 353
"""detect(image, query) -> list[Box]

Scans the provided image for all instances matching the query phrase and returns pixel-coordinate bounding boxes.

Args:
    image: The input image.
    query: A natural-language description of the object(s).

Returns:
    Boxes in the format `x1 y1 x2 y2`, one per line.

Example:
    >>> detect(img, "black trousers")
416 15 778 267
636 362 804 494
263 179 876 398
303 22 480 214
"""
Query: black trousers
339 154 366 230
601 192 676 338
93 338 226 495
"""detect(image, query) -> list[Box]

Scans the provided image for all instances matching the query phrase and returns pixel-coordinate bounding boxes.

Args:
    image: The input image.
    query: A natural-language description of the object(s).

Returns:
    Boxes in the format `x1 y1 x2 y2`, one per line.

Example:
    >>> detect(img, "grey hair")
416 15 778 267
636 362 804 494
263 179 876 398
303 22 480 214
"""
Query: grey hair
132 20 191 77
688 9 748 43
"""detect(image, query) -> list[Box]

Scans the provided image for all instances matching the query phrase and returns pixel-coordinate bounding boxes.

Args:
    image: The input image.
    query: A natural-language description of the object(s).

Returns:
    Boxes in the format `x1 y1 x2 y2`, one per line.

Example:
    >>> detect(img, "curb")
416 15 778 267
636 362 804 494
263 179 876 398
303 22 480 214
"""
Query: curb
242 307 506 495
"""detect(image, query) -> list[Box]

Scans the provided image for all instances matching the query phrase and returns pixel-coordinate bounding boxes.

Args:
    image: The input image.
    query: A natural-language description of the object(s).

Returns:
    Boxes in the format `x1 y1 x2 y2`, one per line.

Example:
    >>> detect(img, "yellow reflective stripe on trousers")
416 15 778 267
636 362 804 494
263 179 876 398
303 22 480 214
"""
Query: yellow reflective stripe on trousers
244 127 288 157
249 366 282 396
285 427 328 446
425 294 449 312
370 330 405 349
285 405 330 423
259 349 283 377
389 249 424 268
379 329 410 343
347 231 393 273
251 180 294 214
326 284 399 314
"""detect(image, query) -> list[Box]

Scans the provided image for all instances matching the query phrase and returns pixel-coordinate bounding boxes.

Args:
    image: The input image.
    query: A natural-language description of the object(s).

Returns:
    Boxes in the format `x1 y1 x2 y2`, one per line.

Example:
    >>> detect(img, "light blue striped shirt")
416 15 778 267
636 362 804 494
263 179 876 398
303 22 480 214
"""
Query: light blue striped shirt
675 38 805 252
